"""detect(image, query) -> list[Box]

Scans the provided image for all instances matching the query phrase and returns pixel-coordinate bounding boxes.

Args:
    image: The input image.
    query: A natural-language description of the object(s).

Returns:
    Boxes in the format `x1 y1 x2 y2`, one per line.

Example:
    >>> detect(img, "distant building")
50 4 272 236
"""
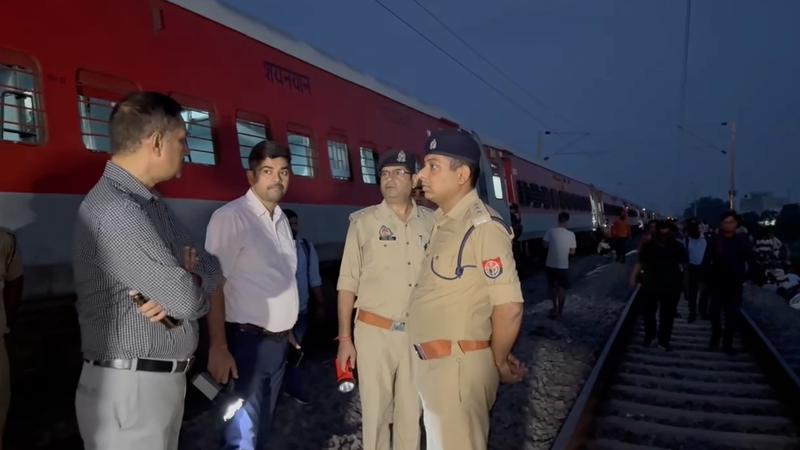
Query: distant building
740 192 789 214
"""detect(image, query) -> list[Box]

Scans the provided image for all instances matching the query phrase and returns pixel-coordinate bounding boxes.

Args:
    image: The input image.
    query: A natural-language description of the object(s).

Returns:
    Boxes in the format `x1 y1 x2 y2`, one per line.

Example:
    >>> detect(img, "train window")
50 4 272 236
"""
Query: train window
181 107 216 165
327 139 351 181
76 70 138 153
359 147 377 184
0 53 44 145
288 132 314 177
492 175 504 200
236 115 270 169
77 97 114 152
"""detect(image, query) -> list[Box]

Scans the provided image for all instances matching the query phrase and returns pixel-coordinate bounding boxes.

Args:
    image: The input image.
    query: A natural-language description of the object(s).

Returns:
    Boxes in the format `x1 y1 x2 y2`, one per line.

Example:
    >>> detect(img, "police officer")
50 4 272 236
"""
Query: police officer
336 150 435 450
408 129 526 450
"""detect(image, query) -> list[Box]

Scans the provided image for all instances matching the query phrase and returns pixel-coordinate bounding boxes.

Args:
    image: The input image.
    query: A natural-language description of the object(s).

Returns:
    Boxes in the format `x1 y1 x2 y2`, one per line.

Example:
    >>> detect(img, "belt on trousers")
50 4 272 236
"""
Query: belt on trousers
413 340 491 360
229 322 291 339
83 357 194 373
357 310 406 332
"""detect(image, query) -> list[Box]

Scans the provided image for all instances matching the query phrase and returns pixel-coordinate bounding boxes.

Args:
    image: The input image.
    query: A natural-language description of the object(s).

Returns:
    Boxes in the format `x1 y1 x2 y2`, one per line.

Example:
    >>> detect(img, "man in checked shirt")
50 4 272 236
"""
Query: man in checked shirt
72 92 222 450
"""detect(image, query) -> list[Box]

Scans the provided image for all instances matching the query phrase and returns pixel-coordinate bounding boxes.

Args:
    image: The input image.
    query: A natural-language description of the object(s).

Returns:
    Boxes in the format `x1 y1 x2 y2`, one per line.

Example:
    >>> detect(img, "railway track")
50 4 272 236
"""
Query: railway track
551 287 800 450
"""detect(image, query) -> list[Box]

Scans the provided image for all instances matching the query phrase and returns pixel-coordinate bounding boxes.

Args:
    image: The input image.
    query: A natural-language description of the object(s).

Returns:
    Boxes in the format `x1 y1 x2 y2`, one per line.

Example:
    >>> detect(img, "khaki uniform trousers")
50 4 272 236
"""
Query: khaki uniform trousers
413 345 498 450
354 319 421 450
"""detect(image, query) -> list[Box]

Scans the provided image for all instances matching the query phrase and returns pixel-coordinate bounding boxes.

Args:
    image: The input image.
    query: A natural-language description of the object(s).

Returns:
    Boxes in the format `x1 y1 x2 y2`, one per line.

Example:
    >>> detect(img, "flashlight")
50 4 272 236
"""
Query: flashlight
335 359 355 393
190 372 245 422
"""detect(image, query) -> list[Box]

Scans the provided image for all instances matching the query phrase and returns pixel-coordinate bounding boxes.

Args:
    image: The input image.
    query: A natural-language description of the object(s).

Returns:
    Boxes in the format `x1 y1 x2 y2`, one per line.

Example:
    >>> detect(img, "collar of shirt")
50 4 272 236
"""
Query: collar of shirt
103 161 159 202
434 189 479 225
245 188 284 225
376 199 421 223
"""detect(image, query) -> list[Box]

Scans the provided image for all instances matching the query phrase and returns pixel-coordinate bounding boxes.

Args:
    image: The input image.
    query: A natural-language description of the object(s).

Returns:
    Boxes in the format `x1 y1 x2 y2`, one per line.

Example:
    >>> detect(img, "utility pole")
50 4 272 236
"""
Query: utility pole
727 120 737 210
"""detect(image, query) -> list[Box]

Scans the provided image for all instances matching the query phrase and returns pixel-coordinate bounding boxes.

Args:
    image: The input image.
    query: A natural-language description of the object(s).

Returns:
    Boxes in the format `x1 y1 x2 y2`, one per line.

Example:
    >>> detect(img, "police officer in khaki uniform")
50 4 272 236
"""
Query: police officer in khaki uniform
336 149 435 450
0 228 23 449
408 129 526 450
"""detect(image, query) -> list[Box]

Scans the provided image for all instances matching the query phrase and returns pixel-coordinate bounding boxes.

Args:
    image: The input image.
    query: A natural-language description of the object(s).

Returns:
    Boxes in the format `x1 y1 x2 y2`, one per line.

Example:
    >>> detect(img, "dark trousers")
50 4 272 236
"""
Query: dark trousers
686 265 709 318
222 326 289 450
642 287 681 346
284 311 308 397
614 238 628 263
709 283 743 350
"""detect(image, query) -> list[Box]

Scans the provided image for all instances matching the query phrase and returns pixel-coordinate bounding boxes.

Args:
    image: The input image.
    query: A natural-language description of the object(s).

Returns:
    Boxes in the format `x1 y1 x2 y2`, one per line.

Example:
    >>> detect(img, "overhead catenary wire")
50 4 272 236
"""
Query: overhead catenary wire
372 0 551 128
409 0 578 129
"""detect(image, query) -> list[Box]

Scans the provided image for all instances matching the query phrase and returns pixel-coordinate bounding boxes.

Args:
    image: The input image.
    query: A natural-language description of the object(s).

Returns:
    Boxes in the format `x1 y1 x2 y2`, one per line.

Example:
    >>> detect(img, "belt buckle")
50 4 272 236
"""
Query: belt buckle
391 321 406 332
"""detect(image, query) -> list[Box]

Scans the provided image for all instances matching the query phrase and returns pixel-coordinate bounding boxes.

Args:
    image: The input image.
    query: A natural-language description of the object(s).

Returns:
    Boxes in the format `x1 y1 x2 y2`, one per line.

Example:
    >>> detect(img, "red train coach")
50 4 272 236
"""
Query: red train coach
0 0 642 298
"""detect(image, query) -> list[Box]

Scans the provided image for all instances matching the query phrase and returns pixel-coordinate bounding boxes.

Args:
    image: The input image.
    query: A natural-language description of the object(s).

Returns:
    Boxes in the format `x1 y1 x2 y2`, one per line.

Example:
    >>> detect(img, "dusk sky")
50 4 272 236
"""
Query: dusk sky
223 0 800 215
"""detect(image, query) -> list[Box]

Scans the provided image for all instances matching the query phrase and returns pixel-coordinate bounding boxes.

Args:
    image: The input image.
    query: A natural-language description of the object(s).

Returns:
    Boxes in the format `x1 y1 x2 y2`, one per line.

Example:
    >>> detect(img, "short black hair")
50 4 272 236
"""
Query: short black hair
449 158 481 188
558 211 570 223
719 210 741 224
248 140 291 171
655 220 673 232
109 92 184 154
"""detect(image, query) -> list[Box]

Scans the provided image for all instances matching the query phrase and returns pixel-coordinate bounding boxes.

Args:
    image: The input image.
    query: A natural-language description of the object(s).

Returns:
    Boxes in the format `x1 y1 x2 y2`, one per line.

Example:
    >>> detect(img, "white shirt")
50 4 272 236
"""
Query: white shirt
205 189 298 332
685 236 707 266
543 226 576 270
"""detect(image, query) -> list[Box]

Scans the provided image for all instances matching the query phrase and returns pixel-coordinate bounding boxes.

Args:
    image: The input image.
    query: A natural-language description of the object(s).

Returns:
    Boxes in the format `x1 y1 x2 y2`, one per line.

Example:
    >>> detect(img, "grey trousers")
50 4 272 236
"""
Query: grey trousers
75 362 186 450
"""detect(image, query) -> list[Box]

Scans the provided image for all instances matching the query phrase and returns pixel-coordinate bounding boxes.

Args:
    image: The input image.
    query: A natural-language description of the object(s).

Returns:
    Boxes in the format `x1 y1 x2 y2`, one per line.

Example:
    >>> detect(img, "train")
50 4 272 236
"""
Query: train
0 0 652 298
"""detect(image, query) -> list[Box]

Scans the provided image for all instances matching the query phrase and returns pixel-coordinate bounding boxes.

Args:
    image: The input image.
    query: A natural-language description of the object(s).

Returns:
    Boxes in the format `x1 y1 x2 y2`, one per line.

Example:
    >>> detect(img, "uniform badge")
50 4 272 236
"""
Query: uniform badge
379 225 396 241
429 139 437 150
482 258 503 279
397 150 406 163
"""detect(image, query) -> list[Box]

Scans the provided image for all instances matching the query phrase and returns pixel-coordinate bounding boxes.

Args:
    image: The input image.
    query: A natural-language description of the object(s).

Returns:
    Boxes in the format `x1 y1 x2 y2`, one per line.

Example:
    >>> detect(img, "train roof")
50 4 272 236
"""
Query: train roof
168 0 648 213
167 0 452 123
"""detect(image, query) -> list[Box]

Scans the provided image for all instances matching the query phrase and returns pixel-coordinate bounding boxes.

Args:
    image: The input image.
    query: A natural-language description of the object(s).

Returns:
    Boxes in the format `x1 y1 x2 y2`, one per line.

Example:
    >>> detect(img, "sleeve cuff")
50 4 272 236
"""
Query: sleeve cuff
336 276 359 293
488 283 524 306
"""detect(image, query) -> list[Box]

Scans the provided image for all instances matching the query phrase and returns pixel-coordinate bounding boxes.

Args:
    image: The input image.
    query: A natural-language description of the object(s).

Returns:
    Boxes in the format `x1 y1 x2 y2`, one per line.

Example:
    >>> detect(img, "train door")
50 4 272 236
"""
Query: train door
474 140 511 223
589 188 605 230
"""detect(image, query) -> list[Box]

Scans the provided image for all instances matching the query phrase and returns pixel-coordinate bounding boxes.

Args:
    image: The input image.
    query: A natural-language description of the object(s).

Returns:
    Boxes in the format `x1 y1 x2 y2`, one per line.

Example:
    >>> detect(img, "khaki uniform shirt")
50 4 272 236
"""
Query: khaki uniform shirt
408 190 523 343
0 228 23 334
337 200 435 321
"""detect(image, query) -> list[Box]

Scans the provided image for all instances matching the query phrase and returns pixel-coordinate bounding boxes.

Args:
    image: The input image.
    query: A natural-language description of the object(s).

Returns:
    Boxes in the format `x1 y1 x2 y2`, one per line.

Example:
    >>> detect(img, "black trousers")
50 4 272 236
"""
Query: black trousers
709 282 743 349
686 265 710 318
642 287 682 346
613 238 627 263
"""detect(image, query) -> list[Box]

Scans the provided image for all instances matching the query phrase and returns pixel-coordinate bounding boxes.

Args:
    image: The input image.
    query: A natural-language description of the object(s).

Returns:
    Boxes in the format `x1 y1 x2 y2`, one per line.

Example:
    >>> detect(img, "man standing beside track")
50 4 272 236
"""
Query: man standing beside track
703 211 762 354
73 92 222 450
543 211 576 319
0 228 23 450
336 149 434 450
409 129 526 450
205 141 299 449
611 213 631 263
631 220 688 351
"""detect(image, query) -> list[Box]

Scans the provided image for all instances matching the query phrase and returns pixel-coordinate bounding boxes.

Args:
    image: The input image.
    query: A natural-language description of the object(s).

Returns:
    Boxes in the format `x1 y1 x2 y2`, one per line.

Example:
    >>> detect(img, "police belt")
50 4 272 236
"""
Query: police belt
83 357 193 373
413 340 491 360
357 310 406 332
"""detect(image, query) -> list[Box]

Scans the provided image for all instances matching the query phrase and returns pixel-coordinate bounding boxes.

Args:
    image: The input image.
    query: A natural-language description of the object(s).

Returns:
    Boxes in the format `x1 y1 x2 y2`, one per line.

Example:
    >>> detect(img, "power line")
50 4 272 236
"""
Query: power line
676 125 726 154
372 0 550 128
410 0 578 129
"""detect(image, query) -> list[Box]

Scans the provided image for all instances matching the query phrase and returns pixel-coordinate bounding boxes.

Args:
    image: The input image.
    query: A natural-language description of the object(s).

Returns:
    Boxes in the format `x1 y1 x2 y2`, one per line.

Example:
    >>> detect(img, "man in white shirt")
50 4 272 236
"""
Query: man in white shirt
205 141 299 450
543 212 576 319
684 220 708 322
